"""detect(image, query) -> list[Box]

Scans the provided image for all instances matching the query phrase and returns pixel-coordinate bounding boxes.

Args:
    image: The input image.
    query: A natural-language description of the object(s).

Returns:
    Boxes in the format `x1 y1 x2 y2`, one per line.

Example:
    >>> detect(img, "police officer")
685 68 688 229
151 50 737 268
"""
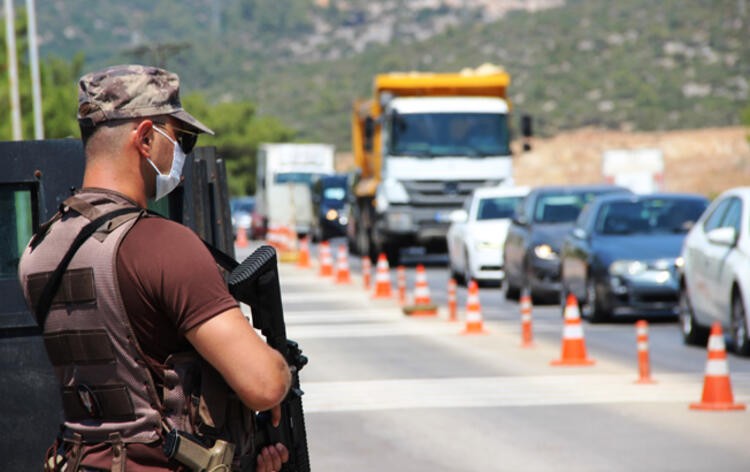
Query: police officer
18 65 291 471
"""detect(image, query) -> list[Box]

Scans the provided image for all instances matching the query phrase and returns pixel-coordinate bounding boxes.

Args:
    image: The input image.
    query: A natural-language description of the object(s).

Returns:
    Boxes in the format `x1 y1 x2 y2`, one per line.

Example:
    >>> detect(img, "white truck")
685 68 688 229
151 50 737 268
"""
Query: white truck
350 65 529 264
255 143 335 236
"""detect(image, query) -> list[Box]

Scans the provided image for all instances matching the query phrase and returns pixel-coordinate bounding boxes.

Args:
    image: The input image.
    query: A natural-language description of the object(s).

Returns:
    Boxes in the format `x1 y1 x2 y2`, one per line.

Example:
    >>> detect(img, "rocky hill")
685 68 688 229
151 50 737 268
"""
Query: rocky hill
30 0 750 151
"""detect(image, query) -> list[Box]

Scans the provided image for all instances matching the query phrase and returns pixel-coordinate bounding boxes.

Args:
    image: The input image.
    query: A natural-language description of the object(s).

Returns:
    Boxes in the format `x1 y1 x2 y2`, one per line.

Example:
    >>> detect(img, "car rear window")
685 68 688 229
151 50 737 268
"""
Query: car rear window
596 198 707 235
476 196 523 221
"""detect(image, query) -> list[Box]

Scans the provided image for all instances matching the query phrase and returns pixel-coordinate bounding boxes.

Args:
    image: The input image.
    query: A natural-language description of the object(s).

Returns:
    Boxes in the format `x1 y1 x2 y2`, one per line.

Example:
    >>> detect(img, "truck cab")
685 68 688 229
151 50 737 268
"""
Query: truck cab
374 96 513 261
350 67 522 265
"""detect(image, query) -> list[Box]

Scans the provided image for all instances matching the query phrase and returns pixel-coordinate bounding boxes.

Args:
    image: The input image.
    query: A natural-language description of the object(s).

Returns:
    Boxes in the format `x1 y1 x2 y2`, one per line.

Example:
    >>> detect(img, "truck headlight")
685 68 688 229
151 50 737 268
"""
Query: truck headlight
533 244 557 260
326 209 339 221
609 260 647 276
381 179 409 204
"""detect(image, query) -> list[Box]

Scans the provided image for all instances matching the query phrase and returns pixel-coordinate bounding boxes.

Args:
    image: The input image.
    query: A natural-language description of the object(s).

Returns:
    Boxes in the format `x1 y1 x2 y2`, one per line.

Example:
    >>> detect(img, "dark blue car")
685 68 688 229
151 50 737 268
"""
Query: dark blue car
311 174 350 241
560 193 709 322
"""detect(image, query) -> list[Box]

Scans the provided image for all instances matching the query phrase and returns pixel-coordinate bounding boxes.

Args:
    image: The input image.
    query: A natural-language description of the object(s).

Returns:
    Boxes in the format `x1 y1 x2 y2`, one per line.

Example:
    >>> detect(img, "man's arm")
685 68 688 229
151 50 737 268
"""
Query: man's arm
185 307 291 411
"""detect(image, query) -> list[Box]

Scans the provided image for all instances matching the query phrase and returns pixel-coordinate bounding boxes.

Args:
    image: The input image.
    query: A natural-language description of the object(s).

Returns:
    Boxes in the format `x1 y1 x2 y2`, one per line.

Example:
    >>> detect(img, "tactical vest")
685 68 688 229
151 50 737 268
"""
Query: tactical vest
18 190 254 471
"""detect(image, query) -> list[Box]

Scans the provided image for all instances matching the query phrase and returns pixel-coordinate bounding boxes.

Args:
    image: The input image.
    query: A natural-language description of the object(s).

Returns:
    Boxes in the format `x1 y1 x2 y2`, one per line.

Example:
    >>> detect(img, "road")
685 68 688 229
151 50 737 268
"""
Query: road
237 240 750 471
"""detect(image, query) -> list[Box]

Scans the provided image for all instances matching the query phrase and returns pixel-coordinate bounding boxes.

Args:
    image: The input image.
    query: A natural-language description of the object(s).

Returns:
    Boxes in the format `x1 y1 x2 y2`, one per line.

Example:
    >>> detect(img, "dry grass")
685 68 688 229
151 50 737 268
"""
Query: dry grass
335 126 750 198
514 127 750 198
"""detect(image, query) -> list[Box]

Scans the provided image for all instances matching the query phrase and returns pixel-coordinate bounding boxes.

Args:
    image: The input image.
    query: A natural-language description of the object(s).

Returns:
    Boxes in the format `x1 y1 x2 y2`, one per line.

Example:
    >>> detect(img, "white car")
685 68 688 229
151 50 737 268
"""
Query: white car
679 187 750 355
447 186 529 285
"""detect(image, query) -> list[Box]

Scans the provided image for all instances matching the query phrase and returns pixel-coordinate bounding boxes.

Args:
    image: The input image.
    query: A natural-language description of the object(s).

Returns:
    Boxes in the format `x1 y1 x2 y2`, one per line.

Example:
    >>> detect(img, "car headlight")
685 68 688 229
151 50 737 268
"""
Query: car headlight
533 244 557 260
674 256 685 269
609 260 647 276
476 240 502 250
326 209 339 221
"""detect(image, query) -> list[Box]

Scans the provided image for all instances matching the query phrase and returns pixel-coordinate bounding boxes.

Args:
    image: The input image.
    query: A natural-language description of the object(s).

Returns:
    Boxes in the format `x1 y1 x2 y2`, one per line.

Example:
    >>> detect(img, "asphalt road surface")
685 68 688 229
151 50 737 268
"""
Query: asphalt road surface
237 240 750 472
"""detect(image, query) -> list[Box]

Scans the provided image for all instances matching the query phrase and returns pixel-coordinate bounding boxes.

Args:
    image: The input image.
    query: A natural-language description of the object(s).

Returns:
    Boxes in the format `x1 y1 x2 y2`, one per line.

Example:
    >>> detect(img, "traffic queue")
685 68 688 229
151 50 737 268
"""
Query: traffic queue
238 181 750 360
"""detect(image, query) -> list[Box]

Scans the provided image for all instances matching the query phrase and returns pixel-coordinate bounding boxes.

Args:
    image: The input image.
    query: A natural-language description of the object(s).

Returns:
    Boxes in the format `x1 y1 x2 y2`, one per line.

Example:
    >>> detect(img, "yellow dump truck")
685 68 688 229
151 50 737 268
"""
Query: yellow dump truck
349 65 528 264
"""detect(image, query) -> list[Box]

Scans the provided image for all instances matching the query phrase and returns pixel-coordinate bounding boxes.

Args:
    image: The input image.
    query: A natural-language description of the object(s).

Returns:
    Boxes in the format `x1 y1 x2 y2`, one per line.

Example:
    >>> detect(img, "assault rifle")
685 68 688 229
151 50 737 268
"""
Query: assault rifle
227 246 310 472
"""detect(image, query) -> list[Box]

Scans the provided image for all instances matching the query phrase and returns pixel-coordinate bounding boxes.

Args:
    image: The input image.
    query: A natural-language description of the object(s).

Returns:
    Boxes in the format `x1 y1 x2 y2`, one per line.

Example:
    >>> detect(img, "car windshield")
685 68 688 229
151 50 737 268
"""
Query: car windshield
476 196 523 221
596 198 708 235
533 192 603 224
390 112 510 157
231 198 255 214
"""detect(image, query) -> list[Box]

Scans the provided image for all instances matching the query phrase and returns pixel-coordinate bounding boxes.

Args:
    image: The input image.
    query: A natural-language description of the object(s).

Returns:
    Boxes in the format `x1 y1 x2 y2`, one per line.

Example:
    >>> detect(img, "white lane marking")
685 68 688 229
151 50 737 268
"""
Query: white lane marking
284 310 399 324
288 322 459 339
302 373 750 413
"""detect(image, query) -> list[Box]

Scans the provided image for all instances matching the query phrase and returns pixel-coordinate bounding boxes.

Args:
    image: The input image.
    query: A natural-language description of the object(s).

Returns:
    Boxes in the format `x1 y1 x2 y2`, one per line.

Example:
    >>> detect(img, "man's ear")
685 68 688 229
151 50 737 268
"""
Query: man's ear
134 120 154 157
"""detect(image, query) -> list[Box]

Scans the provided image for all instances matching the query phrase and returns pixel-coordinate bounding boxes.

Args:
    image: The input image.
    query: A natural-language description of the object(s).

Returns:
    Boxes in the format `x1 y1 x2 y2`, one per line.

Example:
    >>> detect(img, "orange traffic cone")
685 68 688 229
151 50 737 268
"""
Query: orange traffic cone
397 266 407 305
551 294 595 366
266 225 280 248
278 225 299 263
371 253 393 299
690 323 745 411
297 236 311 268
635 320 656 384
403 264 438 316
520 288 534 348
461 281 486 334
318 241 333 277
361 256 372 291
235 226 249 248
447 278 457 322
335 245 352 284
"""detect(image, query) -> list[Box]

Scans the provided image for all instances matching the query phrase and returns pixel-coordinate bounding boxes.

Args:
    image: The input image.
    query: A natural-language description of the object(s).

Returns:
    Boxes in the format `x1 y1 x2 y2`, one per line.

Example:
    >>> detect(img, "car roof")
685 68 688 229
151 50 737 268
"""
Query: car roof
717 186 750 199
592 192 709 204
529 184 630 195
472 185 530 198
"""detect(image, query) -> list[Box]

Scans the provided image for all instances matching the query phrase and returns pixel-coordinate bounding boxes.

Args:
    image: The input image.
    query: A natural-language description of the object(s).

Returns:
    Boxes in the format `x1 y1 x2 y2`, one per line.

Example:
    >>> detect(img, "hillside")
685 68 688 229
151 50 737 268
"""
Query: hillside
29 0 750 151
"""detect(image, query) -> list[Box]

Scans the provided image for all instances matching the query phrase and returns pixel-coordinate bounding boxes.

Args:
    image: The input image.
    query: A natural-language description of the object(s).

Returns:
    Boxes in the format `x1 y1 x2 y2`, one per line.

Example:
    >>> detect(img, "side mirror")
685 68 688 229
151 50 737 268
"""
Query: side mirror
707 227 737 247
513 214 528 226
572 228 587 240
521 115 533 152
450 209 468 224
364 116 375 152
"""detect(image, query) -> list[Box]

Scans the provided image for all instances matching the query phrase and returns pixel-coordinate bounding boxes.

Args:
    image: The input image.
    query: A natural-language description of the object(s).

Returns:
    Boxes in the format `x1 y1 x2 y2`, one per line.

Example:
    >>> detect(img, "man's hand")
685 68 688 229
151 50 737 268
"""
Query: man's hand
256 442 289 472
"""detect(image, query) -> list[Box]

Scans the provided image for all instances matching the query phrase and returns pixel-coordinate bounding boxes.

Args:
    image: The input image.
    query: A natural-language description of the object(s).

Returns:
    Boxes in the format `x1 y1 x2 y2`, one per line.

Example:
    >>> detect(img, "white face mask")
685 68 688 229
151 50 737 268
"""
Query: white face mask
148 126 186 201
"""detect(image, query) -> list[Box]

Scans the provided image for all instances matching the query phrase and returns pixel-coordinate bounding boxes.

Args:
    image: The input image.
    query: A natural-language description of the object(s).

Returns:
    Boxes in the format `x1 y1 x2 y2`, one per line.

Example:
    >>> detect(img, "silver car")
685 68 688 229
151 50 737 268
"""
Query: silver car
679 187 750 355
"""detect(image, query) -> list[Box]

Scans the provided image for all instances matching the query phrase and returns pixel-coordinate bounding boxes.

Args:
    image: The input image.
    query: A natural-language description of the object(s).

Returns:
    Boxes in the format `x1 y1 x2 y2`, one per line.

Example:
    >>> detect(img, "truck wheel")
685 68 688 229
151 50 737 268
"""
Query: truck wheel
384 243 400 267
679 285 709 346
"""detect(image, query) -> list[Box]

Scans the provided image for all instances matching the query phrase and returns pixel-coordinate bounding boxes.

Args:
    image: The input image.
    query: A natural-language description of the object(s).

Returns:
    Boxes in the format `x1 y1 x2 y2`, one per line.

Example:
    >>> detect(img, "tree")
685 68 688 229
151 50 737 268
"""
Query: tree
182 94 296 196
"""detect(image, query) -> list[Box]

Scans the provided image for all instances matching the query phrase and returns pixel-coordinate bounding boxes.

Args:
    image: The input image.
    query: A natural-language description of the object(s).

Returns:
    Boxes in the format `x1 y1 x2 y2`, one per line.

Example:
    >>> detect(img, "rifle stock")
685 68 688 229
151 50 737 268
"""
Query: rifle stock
228 246 310 472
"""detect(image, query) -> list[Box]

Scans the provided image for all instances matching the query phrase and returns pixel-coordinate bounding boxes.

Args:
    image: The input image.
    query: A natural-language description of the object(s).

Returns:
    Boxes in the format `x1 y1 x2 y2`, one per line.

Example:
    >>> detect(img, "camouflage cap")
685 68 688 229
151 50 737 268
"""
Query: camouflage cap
77 64 214 135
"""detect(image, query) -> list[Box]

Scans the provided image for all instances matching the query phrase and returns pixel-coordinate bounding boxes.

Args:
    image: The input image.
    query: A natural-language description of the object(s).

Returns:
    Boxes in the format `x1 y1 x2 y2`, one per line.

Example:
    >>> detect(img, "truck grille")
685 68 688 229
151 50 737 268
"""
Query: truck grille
401 180 489 207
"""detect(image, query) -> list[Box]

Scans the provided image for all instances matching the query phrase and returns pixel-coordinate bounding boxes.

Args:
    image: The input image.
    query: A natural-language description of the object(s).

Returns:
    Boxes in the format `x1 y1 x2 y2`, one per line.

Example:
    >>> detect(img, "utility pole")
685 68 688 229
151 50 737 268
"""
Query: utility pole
27 0 43 139
4 0 23 140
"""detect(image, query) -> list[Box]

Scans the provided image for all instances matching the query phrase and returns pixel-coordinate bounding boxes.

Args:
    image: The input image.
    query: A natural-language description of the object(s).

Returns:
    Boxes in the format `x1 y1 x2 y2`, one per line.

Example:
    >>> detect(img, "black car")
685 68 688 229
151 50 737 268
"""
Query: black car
311 174 350 241
560 193 709 322
503 184 631 302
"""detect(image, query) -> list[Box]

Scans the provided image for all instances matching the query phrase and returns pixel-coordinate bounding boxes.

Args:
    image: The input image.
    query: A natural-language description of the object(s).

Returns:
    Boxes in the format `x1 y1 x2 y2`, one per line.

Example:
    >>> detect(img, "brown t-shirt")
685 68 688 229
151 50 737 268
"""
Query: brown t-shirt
81 215 238 471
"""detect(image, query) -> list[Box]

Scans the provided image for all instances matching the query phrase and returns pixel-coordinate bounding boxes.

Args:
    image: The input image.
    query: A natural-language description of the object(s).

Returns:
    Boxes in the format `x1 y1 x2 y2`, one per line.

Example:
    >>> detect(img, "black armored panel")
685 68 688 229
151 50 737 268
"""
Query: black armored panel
0 139 84 470
0 139 234 470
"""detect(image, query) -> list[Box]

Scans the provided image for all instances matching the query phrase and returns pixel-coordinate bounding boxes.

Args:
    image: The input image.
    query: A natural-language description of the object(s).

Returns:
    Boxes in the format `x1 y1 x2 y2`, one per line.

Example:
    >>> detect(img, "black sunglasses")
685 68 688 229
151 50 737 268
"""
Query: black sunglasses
153 121 199 154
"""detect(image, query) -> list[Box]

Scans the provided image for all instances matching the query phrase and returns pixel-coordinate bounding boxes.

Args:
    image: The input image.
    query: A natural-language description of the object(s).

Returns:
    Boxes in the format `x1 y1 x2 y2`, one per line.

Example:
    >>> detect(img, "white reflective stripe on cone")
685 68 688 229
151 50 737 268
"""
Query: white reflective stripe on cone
563 324 583 339
705 359 730 376
637 341 649 351
708 334 725 351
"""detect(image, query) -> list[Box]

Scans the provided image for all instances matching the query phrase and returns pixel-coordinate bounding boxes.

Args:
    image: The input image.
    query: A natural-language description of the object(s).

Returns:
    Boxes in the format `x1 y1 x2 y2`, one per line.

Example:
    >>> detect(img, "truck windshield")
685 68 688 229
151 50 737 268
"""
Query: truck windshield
390 112 510 157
